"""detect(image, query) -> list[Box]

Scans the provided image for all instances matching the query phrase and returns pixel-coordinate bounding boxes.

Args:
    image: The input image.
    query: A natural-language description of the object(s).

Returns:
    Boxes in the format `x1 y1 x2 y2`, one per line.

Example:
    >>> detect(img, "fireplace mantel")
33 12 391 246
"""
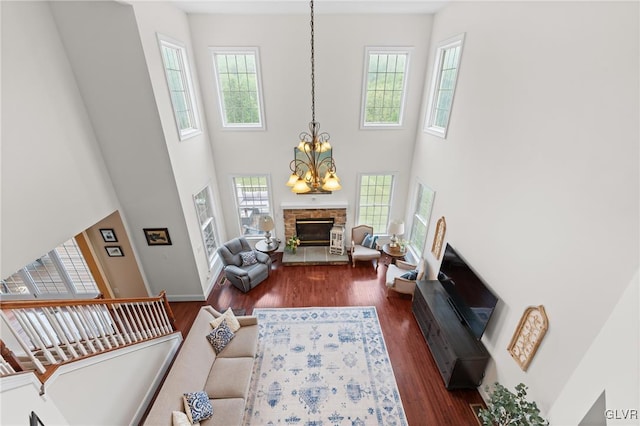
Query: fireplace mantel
280 200 348 210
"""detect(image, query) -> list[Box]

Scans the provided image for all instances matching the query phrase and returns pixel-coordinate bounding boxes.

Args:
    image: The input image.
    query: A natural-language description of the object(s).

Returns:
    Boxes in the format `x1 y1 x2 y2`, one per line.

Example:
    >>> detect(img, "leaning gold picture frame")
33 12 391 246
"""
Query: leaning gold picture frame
431 216 446 259
507 305 549 371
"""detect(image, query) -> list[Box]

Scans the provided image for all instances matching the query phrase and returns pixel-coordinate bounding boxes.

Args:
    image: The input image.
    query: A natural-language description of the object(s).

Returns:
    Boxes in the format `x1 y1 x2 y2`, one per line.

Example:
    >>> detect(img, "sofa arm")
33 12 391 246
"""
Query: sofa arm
238 316 258 326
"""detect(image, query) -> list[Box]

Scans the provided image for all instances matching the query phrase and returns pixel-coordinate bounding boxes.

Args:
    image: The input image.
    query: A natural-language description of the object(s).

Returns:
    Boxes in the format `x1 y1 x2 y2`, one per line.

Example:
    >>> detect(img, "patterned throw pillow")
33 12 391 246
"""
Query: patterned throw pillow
206 319 235 354
241 251 258 266
362 233 378 249
401 269 418 280
182 391 213 423
209 307 241 333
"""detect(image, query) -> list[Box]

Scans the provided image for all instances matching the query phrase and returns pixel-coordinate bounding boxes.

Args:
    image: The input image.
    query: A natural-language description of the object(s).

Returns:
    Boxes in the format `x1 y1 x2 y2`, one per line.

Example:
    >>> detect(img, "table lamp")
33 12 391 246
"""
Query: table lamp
387 220 405 248
258 216 275 246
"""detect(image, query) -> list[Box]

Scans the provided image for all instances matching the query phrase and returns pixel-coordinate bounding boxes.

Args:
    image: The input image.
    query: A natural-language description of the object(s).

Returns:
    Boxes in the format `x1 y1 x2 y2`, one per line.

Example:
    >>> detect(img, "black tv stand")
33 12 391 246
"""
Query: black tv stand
412 279 490 390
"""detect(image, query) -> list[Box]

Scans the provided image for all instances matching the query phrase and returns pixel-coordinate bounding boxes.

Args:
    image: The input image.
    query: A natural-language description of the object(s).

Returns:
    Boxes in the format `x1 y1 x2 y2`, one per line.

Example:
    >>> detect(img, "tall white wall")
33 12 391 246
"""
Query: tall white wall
1 1 119 277
188 13 433 240
413 1 639 419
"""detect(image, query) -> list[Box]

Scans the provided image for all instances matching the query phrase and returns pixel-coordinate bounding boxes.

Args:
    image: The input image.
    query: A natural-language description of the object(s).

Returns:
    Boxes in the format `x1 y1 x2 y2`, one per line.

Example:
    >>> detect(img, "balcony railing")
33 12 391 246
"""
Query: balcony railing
0 292 176 382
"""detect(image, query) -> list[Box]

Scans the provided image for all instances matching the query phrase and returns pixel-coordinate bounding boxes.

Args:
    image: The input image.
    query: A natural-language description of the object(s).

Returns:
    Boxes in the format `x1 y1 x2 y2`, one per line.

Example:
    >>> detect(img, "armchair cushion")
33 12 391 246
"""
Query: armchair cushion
362 233 378 249
400 270 418 280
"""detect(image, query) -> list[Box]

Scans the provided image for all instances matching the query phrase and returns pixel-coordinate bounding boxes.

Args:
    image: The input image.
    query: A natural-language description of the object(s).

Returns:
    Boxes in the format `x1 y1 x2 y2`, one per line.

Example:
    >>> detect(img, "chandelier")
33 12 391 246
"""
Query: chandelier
286 0 341 194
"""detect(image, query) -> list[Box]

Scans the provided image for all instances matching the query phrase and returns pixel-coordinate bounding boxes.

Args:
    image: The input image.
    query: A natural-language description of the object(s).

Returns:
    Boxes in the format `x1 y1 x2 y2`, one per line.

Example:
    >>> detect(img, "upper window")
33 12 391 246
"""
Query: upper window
158 34 201 140
361 48 410 128
232 175 273 237
211 48 265 129
194 185 219 267
409 182 435 256
1 238 99 300
424 33 465 138
356 173 396 234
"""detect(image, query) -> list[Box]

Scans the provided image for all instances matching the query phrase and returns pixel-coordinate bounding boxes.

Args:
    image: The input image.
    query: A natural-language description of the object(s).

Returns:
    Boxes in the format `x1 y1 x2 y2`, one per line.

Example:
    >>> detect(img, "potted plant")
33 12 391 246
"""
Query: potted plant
286 235 301 253
478 382 548 426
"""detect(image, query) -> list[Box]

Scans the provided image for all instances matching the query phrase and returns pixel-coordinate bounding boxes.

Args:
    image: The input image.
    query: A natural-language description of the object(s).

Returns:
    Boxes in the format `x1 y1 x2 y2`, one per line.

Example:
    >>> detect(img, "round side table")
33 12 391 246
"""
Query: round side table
382 243 406 265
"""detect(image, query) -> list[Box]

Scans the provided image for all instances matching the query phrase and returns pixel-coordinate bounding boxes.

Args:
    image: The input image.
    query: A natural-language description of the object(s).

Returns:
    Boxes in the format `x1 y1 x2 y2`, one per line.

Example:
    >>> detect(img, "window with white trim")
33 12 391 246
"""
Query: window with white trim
424 33 465 138
232 175 273 237
158 34 201 140
409 183 435 256
356 173 396 234
211 48 265 129
362 48 410 127
1 238 99 300
194 186 219 266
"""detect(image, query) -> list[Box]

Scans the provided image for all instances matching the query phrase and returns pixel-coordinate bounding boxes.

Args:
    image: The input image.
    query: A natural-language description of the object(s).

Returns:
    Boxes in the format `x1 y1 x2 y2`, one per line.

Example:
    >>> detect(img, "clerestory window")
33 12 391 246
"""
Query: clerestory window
424 33 465 138
362 48 411 128
211 48 265 129
158 34 201 140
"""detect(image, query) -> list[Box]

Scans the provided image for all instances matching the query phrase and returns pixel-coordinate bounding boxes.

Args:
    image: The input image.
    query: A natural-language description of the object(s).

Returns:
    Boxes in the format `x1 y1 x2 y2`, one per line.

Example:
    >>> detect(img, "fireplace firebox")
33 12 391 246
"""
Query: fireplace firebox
296 218 334 246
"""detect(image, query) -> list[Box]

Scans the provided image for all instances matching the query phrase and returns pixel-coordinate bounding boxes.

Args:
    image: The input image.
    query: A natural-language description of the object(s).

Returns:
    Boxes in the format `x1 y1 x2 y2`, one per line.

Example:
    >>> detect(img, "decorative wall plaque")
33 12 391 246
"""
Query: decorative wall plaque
507 305 549 371
431 216 446 259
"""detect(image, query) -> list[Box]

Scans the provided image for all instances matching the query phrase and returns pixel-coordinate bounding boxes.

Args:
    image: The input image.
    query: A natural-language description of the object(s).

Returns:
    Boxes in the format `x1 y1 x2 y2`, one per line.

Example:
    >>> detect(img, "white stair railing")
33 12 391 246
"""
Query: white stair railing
0 292 176 379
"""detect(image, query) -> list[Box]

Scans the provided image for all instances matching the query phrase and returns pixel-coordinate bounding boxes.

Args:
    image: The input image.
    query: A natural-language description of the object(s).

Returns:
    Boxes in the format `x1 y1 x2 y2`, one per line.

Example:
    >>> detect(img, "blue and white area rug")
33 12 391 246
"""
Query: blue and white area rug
243 307 407 426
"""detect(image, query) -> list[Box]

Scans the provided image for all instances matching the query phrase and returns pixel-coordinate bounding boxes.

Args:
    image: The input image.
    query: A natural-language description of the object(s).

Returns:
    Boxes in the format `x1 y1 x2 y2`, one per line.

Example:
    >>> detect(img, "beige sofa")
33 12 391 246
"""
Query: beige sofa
144 306 258 426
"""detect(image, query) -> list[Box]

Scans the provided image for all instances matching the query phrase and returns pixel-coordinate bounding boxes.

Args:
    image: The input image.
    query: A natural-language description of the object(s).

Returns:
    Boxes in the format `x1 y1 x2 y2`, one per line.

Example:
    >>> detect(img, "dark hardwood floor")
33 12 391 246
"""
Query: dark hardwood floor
169 253 485 425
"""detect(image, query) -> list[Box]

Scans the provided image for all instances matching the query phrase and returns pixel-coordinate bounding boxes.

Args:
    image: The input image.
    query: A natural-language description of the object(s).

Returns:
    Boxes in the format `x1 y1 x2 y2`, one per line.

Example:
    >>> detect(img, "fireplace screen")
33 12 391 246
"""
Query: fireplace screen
296 218 334 246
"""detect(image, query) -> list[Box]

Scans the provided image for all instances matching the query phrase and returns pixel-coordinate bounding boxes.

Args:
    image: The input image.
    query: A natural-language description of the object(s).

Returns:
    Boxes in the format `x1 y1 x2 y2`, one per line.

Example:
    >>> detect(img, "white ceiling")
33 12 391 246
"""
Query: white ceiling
168 0 449 15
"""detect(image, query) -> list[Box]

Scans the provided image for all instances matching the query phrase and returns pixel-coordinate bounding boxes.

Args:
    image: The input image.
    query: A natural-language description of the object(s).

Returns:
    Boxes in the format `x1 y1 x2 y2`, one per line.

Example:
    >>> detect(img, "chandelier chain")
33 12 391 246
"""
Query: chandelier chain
310 0 315 124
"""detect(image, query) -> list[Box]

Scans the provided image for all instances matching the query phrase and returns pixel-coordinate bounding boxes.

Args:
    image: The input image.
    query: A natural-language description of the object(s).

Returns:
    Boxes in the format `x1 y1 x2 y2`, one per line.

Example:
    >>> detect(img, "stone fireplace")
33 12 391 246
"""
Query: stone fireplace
282 206 347 247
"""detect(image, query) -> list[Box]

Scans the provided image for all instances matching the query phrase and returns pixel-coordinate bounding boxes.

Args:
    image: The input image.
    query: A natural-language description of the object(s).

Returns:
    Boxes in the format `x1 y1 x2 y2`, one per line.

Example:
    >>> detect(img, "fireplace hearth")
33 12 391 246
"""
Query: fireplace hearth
296 218 334 246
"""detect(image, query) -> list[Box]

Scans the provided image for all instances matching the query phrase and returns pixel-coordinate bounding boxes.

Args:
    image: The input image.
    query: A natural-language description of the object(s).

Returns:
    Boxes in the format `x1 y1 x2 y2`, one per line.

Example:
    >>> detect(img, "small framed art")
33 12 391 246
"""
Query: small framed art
143 228 172 246
100 228 117 243
105 246 124 257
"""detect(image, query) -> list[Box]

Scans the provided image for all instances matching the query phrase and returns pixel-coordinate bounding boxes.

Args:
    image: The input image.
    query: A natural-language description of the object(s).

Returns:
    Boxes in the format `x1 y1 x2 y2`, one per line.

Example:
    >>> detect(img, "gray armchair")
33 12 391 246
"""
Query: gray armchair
218 237 271 293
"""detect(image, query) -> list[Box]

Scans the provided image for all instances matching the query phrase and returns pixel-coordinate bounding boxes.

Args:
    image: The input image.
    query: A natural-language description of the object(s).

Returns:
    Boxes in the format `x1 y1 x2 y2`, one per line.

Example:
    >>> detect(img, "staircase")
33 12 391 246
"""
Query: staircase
0 292 176 382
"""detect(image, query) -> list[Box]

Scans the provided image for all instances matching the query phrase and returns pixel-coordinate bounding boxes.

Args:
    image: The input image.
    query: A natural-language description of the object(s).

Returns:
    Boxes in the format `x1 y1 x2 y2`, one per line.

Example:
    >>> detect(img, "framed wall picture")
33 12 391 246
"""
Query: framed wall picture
143 228 172 246
105 246 124 257
431 216 446 259
507 305 549 371
100 228 118 243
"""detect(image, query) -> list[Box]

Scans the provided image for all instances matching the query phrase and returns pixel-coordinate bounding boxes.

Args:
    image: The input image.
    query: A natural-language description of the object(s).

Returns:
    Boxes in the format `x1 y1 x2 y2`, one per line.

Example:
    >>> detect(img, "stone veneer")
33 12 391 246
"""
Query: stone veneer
283 208 347 240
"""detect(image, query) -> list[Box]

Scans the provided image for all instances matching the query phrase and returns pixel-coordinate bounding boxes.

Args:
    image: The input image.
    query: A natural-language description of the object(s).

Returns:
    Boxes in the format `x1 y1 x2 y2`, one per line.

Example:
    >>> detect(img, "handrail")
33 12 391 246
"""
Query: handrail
0 292 177 382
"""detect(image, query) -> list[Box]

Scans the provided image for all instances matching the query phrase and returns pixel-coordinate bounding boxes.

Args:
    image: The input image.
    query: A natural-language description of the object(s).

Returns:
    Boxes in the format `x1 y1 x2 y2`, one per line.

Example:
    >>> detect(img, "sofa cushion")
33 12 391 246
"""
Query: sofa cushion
206 320 235 354
172 411 197 426
215 324 258 358
200 398 245 426
204 357 255 399
183 391 214 423
209 308 241 333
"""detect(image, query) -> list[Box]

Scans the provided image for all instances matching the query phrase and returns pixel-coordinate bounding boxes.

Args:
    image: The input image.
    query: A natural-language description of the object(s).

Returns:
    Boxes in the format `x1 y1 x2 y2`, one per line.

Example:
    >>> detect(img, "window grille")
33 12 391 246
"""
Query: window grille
357 173 395 234
232 176 272 237
409 183 435 256
362 48 410 127
211 48 265 129
194 186 219 265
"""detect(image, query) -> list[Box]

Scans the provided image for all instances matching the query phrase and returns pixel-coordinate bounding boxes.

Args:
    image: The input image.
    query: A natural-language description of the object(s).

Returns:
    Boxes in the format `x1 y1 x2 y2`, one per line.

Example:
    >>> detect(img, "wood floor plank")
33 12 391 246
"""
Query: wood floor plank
169 253 485 425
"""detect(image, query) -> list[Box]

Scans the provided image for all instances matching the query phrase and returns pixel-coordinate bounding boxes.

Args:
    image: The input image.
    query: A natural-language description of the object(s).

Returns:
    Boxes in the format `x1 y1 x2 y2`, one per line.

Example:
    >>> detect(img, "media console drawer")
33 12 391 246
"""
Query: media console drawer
412 279 490 390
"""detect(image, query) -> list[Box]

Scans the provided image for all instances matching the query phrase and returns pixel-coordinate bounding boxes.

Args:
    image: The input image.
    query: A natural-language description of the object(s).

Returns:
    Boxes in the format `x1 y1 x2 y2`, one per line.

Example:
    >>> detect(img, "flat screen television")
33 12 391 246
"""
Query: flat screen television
437 243 498 340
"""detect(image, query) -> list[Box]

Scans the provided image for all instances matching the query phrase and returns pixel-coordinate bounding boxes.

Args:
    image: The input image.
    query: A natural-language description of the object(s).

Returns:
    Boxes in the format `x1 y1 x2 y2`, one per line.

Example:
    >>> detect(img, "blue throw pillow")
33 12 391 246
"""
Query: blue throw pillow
183 390 213 423
401 269 418 280
206 319 235 354
241 251 258 266
362 233 378 249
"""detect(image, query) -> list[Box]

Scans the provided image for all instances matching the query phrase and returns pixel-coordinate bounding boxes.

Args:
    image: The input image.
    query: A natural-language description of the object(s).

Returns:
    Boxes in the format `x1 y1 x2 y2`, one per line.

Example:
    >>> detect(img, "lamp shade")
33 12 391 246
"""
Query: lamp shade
258 216 275 232
387 220 405 236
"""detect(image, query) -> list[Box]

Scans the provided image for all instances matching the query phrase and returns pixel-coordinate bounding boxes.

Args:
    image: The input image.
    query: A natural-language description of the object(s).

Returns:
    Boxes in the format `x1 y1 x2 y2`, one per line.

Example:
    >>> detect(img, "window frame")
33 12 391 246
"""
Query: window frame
157 33 202 141
361 47 412 129
408 181 435 257
355 172 397 234
210 47 266 130
424 33 465 138
193 185 219 268
231 174 274 239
